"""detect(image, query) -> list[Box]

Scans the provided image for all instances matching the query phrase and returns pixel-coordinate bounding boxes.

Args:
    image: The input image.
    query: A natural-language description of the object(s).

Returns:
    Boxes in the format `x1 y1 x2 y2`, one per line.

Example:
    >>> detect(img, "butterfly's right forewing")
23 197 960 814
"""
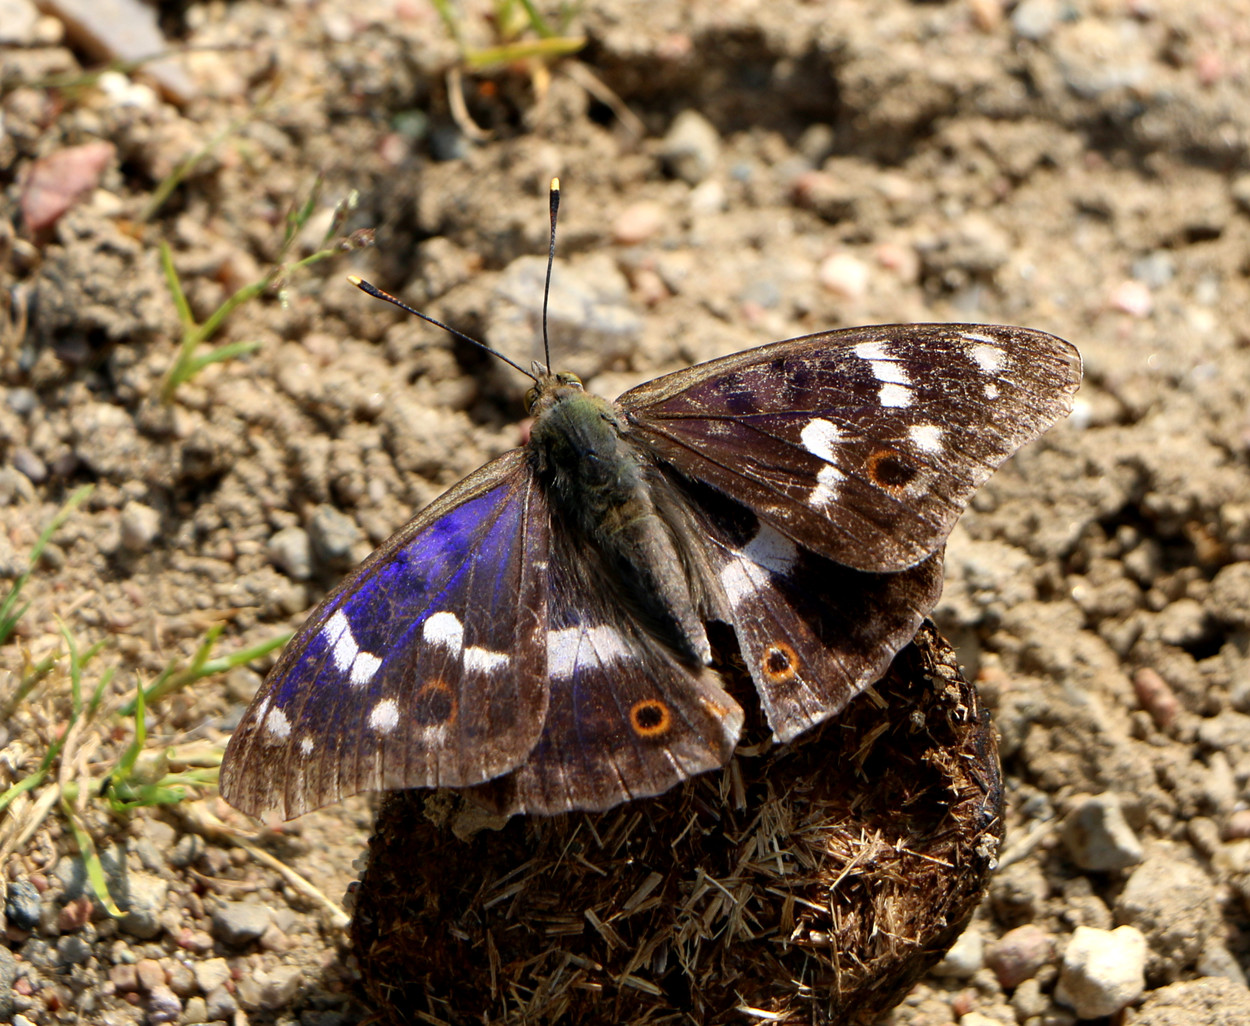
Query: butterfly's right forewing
621 324 1081 574
219 450 550 820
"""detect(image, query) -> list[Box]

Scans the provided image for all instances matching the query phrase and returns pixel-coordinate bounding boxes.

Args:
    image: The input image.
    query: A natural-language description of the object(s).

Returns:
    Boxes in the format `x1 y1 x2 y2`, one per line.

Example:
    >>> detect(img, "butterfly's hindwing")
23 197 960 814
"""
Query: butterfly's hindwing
676 475 946 741
218 451 550 819
480 524 744 815
621 324 1081 573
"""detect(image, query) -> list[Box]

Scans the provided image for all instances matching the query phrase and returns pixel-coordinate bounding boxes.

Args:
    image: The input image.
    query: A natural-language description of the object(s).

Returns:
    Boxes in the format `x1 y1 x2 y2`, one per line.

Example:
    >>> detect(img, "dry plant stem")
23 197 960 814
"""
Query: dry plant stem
185 804 351 929
446 66 491 142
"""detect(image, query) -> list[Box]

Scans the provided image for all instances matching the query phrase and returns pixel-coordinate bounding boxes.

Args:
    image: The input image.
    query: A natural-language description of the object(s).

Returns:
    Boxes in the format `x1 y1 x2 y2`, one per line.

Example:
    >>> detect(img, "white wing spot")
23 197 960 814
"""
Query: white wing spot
548 625 630 680
879 383 914 408
800 418 844 461
369 698 400 734
263 705 291 740
721 524 799 608
984 382 1000 399
350 651 382 686
908 424 944 453
298 736 315 756
324 610 359 674
968 342 1006 374
422 611 464 652
464 646 510 673
808 463 845 509
855 341 911 384
853 341 892 361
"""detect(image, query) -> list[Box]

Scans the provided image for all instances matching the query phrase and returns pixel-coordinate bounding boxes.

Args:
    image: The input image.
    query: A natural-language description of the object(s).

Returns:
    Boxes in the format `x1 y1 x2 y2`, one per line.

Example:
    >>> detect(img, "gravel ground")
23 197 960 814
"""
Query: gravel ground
2 1 1250 1024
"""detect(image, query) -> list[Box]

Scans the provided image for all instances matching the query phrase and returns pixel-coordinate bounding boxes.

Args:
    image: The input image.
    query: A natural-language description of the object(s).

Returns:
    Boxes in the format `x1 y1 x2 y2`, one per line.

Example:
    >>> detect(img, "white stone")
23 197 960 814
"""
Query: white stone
1055 925 1147 1019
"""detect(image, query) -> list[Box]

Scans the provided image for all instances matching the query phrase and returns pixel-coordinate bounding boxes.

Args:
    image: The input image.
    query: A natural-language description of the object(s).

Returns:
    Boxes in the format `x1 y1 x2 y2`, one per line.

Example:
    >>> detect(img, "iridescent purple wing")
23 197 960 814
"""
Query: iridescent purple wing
620 324 1081 573
219 450 549 820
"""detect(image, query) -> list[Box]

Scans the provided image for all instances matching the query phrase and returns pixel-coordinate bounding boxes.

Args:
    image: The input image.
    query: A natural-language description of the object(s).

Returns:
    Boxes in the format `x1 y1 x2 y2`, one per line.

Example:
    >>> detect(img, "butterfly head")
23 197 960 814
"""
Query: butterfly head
525 365 586 418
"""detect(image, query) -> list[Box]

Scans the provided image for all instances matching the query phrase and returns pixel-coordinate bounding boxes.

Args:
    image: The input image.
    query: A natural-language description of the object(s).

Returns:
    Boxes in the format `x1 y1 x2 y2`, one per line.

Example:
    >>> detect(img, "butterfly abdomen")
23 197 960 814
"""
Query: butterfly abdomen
528 382 712 666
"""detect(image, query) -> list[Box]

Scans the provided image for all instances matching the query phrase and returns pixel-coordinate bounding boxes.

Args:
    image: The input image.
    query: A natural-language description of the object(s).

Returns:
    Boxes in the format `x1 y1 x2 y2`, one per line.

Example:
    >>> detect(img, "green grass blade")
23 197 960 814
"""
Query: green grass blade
0 485 93 646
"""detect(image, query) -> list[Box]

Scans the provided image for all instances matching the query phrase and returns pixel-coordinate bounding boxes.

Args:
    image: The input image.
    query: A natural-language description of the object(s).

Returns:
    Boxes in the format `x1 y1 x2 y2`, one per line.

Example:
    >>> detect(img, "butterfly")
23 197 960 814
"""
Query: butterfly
219 190 1081 821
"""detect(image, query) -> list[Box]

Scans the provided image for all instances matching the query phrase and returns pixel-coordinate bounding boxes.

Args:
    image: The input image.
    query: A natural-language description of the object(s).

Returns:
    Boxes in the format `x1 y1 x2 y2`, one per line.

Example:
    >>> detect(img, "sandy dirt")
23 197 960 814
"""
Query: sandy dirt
2 0 1250 1024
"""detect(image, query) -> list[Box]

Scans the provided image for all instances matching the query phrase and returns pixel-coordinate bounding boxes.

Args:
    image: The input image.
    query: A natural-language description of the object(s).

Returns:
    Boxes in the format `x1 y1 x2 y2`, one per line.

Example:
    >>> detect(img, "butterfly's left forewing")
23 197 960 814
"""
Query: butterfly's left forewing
219 450 550 820
621 323 1081 574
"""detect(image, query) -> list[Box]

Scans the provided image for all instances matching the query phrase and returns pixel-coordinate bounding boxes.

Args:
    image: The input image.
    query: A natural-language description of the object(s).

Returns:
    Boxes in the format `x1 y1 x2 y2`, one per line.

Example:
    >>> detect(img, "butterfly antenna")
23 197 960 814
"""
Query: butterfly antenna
348 276 538 383
542 177 560 372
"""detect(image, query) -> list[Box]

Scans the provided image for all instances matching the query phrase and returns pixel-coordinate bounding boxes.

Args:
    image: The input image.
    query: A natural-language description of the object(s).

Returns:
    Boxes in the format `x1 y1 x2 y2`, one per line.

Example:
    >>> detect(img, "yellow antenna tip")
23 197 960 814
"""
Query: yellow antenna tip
347 275 363 286
550 177 560 191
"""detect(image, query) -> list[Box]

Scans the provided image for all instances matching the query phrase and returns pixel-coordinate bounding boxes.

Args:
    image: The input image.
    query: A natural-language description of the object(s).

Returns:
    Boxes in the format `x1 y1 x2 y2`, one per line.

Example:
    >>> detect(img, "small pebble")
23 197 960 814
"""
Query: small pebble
135 957 165 991
660 110 721 184
56 934 92 966
1109 279 1153 317
5 879 43 931
1011 0 1060 39
206 983 238 1020
56 895 93 932
109 963 138 992
268 525 313 581
1115 852 1216 982
181 996 209 1024
5 387 38 416
237 965 304 1011
19 140 115 232
985 924 1055 989
0 0 40 45
12 447 46 483
39 0 193 102
1132 667 1180 730
1131 250 1175 288
146 983 181 1024
193 956 231 994
934 926 983 977
119 501 162 553
1010 977 1049 1019
1061 793 1143 870
817 252 870 299
612 201 665 245
211 900 273 946
1226 810 1250 840
307 505 363 568
688 179 727 214
1056 925 1147 1019
119 873 168 940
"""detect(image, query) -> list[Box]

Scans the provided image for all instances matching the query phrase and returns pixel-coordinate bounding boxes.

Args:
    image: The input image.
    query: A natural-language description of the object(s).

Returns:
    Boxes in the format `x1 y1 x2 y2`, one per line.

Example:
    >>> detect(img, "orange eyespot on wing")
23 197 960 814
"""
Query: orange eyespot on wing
629 699 673 738
762 641 800 685
414 679 458 727
864 449 919 492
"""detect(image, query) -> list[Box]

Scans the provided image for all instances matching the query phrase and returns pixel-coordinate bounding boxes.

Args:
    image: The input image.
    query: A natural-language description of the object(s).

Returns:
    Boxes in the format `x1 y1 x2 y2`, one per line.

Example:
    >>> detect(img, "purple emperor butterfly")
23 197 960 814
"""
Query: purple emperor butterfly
219 184 1081 820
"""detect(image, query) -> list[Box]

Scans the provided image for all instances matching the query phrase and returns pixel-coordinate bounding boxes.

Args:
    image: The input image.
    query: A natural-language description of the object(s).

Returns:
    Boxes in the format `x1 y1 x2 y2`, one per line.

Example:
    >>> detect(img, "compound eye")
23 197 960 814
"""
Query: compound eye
556 371 582 389
525 386 538 410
